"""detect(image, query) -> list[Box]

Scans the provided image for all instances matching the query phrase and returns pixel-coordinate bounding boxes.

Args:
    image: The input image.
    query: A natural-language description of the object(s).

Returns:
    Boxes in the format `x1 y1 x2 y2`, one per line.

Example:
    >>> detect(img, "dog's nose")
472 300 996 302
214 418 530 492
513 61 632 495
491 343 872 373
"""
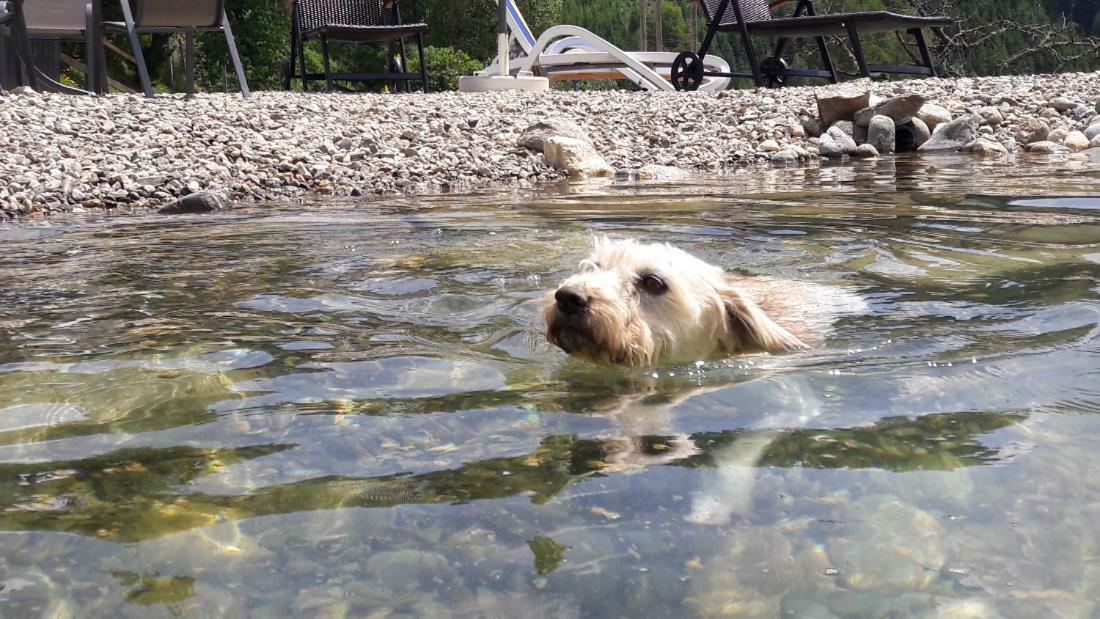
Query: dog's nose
555 286 588 315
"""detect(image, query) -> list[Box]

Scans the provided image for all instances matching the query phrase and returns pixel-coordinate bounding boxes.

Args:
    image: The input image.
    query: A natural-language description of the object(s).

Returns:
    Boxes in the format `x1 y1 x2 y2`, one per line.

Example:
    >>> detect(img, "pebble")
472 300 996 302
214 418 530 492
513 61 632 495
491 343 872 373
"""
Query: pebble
2 72 1099 218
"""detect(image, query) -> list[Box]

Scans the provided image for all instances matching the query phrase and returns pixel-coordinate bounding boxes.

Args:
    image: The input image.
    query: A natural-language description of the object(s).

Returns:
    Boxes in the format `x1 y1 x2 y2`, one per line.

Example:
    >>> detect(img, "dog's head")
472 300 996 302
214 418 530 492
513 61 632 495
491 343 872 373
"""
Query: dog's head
543 237 804 366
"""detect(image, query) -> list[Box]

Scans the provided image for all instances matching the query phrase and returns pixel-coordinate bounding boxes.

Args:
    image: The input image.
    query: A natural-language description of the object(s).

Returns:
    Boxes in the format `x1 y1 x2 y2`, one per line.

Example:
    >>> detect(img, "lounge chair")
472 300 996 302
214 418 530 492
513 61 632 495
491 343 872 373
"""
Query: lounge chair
480 0 731 92
3 0 104 94
284 0 429 93
102 0 250 98
671 0 952 90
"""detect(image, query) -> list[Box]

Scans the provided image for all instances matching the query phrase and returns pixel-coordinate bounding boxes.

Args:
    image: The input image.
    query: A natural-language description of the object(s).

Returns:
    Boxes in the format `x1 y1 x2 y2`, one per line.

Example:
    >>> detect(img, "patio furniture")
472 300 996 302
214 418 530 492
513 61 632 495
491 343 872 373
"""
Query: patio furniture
4 0 104 94
284 0 429 93
671 0 952 90
478 0 731 92
102 0 250 98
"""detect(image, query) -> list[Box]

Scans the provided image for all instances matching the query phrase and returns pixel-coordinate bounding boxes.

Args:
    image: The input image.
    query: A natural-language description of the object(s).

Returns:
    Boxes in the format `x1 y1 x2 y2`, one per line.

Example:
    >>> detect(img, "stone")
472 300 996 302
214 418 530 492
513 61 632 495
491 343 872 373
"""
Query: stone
977 106 1004 126
915 103 951 130
542 136 614 176
1047 127 1069 143
800 116 822 138
11 86 36 95
815 81 870 128
962 137 1008 156
1023 141 1069 154
826 125 857 153
787 122 806 138
918 115 977 152
896 118 930 152
769 149 799 162
866 115 896 154
817 134 846 159
158 191 231 215
1049 97 1077 112
758 139 781 152
851 144 879 158
634 165 689 181
1096 100 1100 115
1092 135 1100 148
1084 123 1100 141
853 107 875 128
518 120 591 153
1014 118 1049 144
830 121 855 139
1063 131 1090 151
872 94 925 124
1074 103 1090 120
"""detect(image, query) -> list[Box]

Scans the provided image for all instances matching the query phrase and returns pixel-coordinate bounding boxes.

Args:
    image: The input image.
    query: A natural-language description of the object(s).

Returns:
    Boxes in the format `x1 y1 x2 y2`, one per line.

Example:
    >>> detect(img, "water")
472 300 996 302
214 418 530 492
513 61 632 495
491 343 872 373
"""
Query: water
1 155 1099 617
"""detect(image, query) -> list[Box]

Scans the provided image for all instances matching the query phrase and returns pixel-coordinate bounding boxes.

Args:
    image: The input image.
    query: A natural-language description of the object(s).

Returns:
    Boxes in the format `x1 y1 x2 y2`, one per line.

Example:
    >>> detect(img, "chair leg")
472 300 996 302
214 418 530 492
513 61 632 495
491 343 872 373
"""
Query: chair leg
83 0 101 93
298 34 309 92
845 23 871 78
221 10 250 97
184 30 195 94
285 29 297 90
321 34 333 92
737 23 763 87
118 0 154 97
815 35 837 83
397 37 410 93
416 33 428 94
912 28 936 77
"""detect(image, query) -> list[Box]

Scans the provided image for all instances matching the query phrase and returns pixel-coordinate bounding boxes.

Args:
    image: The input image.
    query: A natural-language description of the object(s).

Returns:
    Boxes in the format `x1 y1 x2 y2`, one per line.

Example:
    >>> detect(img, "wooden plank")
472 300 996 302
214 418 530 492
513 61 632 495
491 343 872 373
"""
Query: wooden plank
104 39 136 64
60 53 138 94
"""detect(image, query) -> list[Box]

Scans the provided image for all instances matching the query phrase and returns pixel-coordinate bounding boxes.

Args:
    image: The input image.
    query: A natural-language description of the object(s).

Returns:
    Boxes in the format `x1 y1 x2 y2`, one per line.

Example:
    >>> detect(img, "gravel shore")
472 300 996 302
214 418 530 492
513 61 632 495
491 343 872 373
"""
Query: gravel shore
2 71 1100 217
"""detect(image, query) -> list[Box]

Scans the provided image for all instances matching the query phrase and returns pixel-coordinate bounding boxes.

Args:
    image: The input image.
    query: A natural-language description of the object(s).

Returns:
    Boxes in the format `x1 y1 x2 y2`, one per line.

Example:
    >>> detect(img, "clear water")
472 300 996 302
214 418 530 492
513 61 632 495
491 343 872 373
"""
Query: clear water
1 155 1099 617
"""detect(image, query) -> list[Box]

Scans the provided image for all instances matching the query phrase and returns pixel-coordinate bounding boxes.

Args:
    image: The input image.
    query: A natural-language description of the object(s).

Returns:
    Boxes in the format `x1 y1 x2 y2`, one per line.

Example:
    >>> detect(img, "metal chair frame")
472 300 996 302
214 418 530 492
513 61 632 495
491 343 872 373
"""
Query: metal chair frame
284 0 429 93
102 0 249 98
1 0 103 94
672 0 952 90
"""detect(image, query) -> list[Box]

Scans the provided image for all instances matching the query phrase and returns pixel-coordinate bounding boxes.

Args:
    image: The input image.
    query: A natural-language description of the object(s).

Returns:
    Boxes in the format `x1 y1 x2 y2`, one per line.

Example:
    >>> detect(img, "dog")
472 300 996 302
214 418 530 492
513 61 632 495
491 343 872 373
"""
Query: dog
544 237 851 366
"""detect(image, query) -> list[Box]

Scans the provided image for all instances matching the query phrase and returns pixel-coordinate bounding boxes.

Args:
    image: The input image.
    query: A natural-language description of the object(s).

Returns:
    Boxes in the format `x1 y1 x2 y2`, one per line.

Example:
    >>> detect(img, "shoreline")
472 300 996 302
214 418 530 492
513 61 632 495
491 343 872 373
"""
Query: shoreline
2 72 1100 218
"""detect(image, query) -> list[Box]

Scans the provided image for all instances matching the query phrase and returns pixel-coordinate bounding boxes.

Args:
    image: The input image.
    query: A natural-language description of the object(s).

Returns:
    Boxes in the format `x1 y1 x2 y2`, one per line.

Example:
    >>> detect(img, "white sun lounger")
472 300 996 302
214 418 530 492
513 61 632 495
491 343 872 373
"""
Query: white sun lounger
479 0 731 92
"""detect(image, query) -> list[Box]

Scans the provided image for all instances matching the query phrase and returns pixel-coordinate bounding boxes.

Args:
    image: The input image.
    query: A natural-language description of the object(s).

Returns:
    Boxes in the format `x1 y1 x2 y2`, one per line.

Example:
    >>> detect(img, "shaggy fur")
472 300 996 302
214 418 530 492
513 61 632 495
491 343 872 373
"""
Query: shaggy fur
545 237 828 366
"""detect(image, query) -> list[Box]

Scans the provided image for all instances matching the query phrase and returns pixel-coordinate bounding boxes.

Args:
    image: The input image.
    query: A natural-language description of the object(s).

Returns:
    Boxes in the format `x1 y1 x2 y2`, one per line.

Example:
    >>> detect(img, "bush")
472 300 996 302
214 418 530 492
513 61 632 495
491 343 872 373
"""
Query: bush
409 46 485 91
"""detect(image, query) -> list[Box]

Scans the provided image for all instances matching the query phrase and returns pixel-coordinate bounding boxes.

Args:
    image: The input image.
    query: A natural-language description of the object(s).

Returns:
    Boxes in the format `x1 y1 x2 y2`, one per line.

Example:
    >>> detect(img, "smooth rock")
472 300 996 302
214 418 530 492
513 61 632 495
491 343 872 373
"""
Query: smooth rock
962 137 1008 156
1083 123 1100 141
769 149 799 162
634 164 690 181
519 120 591 153
800 116 823 138
830 121 855 139
918 115 977 152
1091 135 1100 148
1014 118 1049 144
916 103 951 130
1048 127 1069 143
1049 97 1077 112
866 115 896 154
1023 141 1069 154
815 81 870 128
542 136 614 176
826 125 857 153
758 139 781 152
1063 131 1090 151
851 144 879 158
817 134 846 159
158 191 231 215
853 107 875 128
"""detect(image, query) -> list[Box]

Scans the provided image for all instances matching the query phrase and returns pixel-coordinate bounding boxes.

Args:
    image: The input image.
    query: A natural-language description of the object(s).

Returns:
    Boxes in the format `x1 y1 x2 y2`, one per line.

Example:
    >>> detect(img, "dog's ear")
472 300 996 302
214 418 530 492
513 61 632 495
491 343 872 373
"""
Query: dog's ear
718 283 805 354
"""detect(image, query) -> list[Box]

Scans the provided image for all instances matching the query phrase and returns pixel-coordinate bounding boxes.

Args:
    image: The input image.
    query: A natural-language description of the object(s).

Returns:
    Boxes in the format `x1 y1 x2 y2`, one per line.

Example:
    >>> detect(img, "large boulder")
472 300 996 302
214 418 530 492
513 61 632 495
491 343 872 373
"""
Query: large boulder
815 80 870 128
158 192 231 215
519 120 592 153
543 137 614 176
1063 131 1090 151
1085 123 1100 141
918 115 978 152
867 115 896 154
818 125 858 158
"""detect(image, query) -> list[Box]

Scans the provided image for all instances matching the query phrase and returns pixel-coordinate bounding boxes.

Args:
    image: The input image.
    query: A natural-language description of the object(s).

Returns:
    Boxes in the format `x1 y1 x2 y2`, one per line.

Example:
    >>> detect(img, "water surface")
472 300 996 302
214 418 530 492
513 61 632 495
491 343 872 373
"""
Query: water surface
1 155 1099 617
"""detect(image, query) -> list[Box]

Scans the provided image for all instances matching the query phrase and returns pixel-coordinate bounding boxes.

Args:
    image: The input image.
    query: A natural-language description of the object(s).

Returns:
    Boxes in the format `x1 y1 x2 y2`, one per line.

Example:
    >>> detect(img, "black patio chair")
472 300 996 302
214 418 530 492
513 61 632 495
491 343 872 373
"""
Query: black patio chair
102 0 250 98
2 0 105 94
284 0 429 93
671 0 952 90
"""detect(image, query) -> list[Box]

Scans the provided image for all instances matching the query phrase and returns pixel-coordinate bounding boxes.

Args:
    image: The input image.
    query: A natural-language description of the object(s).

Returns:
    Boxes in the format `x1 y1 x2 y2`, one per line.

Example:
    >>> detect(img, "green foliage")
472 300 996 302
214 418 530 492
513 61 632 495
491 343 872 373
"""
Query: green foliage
408 46 485 91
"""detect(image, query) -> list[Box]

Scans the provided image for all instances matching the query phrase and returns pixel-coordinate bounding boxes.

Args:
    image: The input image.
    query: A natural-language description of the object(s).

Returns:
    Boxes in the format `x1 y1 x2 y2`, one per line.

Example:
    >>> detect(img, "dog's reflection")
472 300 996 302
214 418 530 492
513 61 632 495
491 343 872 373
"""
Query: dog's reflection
575 371 822 524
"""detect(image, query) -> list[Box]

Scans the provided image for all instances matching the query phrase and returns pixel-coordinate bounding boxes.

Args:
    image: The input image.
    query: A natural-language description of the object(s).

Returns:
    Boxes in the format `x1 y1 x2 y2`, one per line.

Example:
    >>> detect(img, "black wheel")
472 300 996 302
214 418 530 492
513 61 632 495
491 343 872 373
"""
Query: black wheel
760 56 790 88
671 51 705 92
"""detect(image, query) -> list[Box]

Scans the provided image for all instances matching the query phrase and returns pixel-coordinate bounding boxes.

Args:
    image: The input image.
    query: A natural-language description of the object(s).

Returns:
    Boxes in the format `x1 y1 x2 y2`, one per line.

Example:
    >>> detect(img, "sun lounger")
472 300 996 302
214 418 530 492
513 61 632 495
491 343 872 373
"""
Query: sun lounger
481 0 731 92
671 0 952 89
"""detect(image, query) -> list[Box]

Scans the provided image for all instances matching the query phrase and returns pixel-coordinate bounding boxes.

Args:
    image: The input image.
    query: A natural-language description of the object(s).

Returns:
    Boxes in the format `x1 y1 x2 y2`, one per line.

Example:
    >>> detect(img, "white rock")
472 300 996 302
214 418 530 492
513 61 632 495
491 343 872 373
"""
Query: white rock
1063 131 1090 151
867 115 896 154
634 164 690 181
963 137 1008 156
542 137 614 177
916 103 951 130
758 139 781 153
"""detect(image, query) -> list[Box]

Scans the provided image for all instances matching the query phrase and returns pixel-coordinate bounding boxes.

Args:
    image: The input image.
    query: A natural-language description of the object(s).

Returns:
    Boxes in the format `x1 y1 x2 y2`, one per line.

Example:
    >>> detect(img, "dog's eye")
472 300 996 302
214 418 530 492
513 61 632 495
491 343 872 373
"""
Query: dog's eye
639 274 668 295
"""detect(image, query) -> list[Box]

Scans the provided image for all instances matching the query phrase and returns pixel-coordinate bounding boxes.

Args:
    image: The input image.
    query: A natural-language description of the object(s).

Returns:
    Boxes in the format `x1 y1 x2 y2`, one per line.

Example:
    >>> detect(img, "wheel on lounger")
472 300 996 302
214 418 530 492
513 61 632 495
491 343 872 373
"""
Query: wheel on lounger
760 56 790 88
671 51 704 91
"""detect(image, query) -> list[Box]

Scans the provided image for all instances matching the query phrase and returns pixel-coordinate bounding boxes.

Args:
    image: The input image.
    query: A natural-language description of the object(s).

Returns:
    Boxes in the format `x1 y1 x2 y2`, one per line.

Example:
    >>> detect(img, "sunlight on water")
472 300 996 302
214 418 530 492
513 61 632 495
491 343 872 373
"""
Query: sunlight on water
0 155 1099 616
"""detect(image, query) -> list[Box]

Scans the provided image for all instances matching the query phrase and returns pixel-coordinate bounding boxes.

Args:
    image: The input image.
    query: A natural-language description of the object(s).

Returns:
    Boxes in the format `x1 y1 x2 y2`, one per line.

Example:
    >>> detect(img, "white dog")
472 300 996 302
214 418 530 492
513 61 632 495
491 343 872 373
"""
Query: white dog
544 237 850 366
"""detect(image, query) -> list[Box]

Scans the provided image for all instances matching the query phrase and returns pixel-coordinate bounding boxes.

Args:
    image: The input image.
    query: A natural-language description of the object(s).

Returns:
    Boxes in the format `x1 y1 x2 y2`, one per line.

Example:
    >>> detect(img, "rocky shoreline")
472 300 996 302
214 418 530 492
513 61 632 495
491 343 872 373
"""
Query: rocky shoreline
2 71 1100 218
